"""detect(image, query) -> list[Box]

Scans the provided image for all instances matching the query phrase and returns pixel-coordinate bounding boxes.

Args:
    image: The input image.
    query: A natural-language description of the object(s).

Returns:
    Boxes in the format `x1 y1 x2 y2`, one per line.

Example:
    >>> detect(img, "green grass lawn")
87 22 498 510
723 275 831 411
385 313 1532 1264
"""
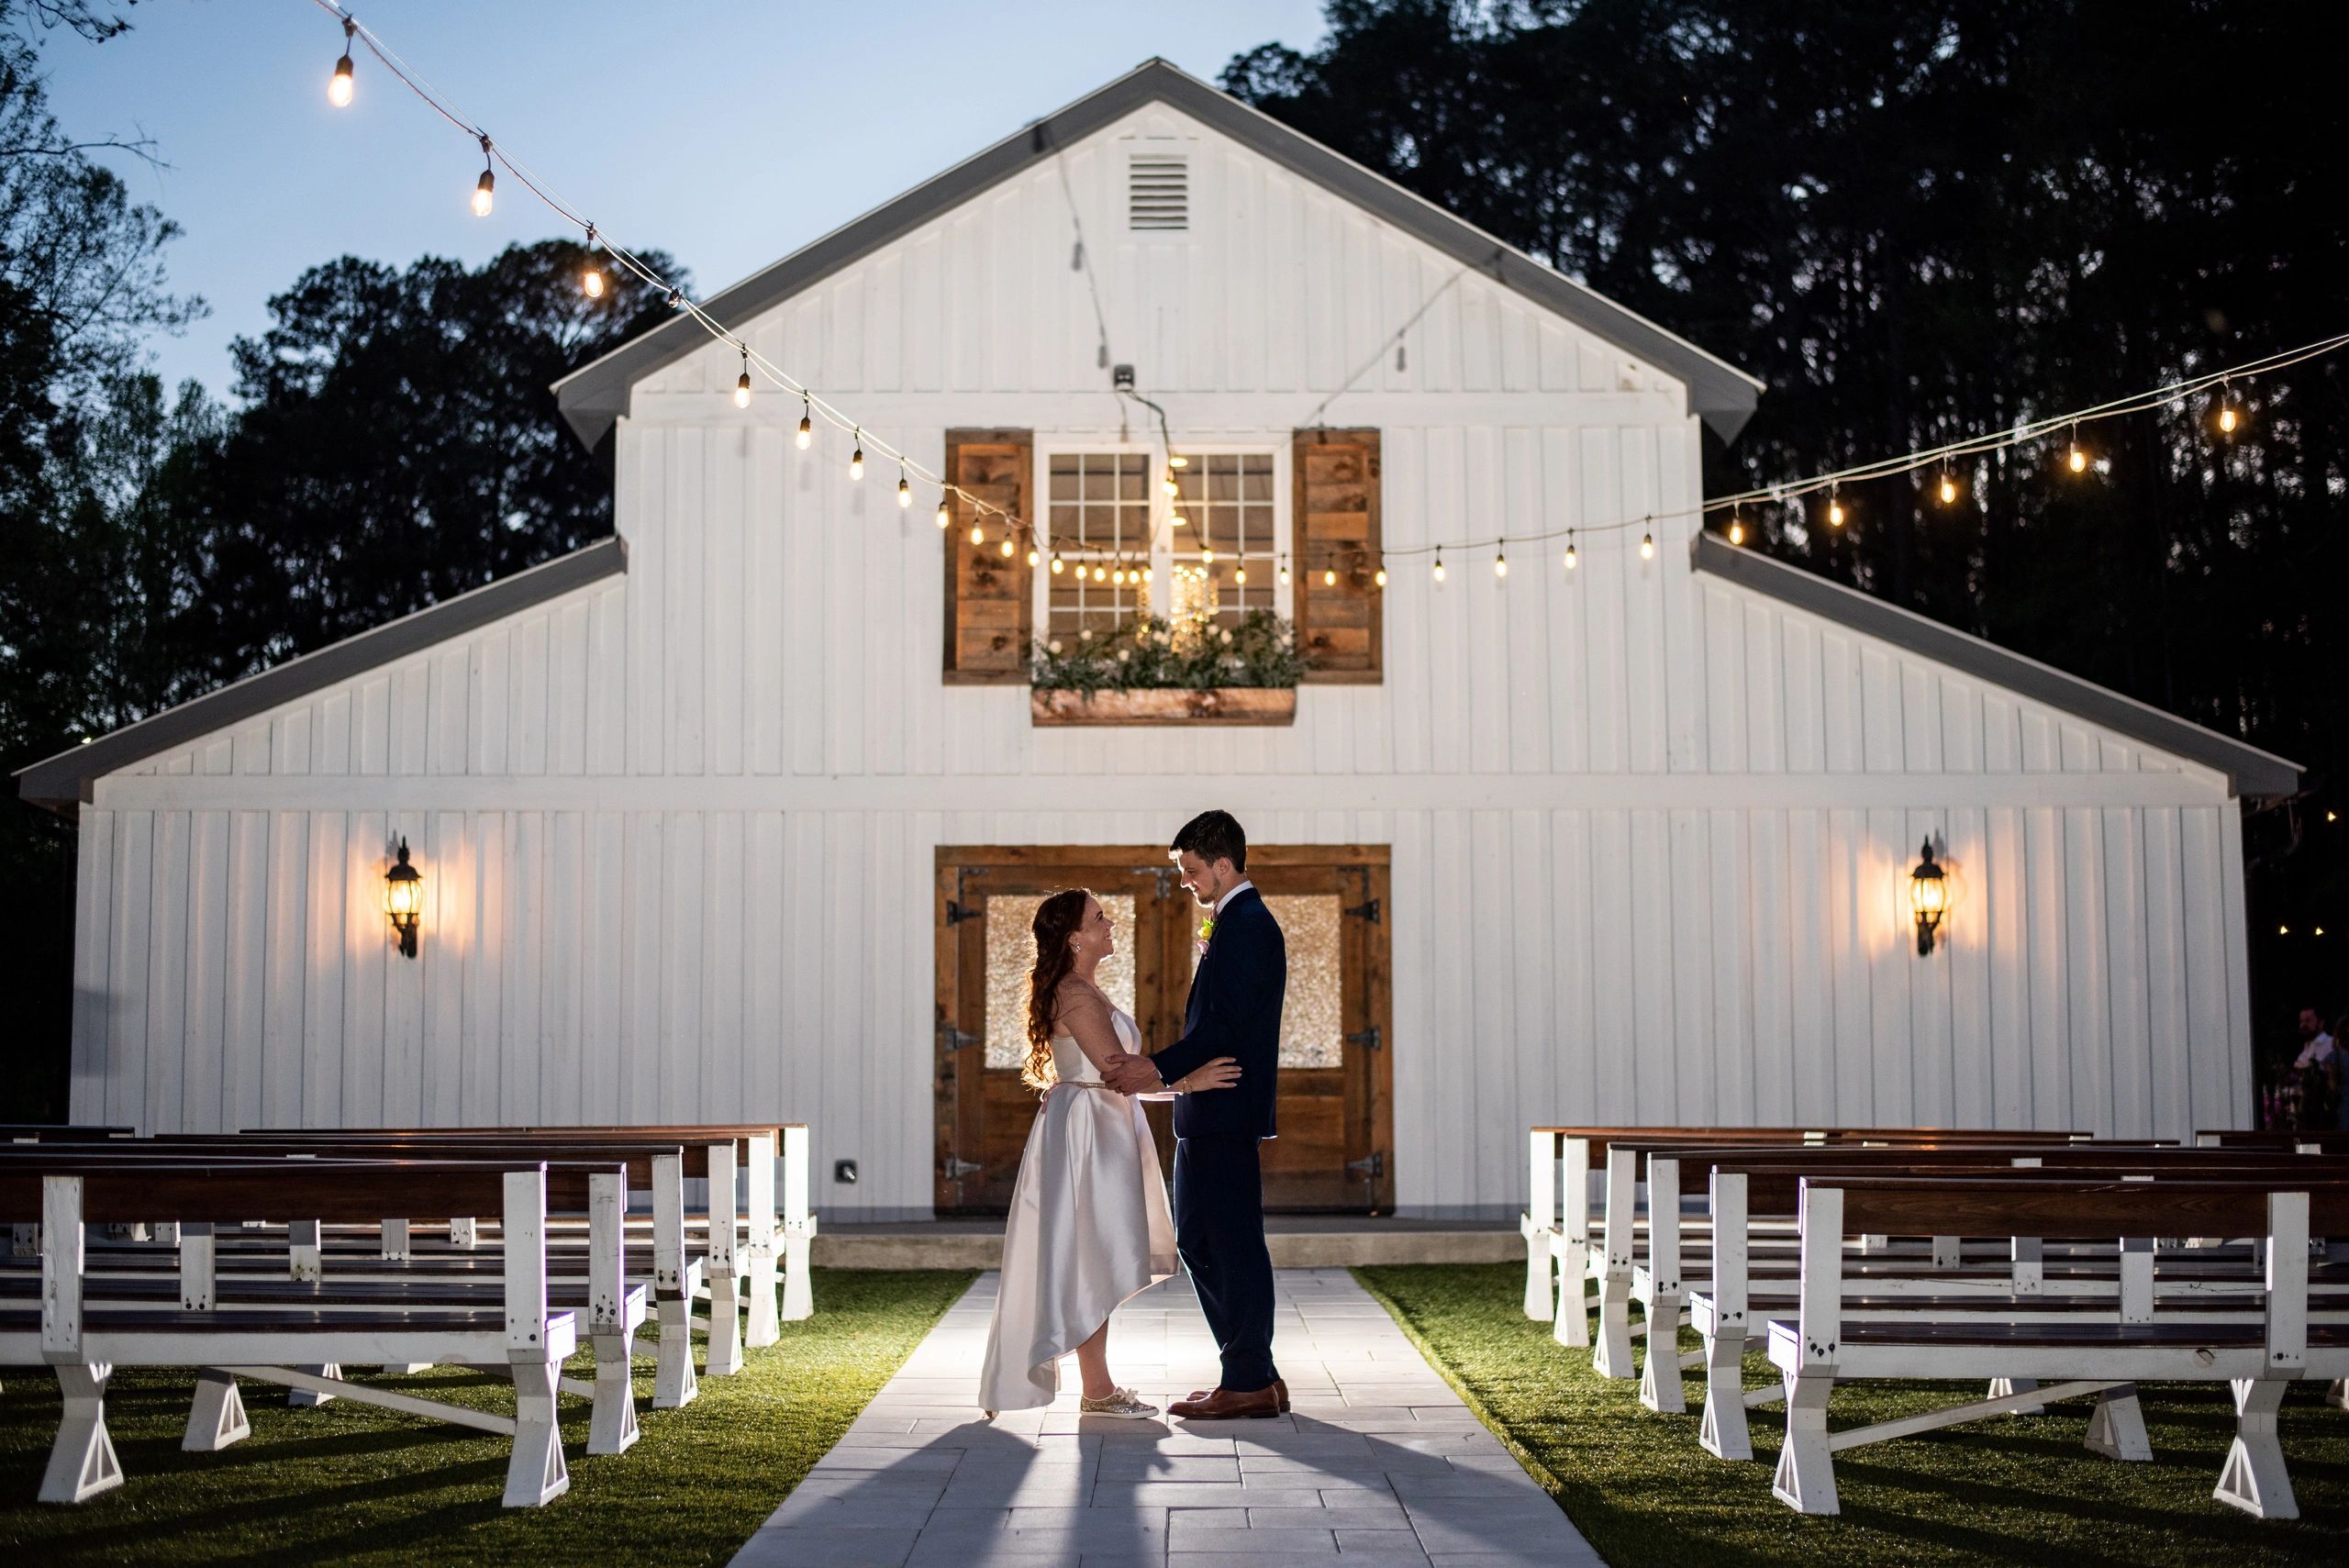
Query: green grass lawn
0 1268 973 1565
1354 1262 2345 1567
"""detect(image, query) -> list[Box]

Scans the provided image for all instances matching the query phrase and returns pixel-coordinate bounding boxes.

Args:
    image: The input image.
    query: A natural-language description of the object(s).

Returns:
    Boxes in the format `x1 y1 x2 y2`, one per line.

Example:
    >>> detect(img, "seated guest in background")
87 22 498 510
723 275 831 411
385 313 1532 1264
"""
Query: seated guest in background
2290 1006 2342 1129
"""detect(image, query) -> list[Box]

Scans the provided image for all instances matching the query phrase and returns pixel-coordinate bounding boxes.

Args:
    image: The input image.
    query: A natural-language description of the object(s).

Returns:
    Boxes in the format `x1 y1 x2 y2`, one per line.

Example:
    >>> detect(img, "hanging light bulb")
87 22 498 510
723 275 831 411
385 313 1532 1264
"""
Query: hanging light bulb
1163 467 1181 498
1169 454 1188 469
1826 488 1845 528
969 521 985 547
1432 549 1447 583
472 136 495 217
1050 550 1064 575
733 350 751 409
849 433 864 480
999 537 1015 559
1374 565 1387 587
1171 512 1187 528
1027 544 1041 567
1234 565 1248 584
897 472 912 508
328 17 356 106
666 286 684 310
1728 511 1745 546
1564 535 1579 573
1278 557 1292 587
2217 381 2241 435
1494 549 1509 579
2066 423 2087 473
2218 404 2238 434
581 226 605 298
1937 471 1957 506
796 396 812 450
935 496 950 529
1112 565 1127 586
1094 564 1108 583
1640 532 1655 561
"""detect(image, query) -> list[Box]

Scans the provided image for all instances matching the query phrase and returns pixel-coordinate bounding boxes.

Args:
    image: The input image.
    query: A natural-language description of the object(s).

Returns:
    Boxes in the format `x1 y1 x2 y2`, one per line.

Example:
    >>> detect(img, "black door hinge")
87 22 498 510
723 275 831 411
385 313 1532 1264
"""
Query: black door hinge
1345 1026 1383 1053
939 1025 982 1052
1342 898 1380 924
945 899 982 925
1346 1151 1386 1180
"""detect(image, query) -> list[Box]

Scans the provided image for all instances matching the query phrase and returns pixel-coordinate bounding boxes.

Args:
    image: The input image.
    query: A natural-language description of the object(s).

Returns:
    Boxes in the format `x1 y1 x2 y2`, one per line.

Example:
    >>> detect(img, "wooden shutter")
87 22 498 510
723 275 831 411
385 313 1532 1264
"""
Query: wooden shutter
1291 428 1383 683
941 429 1034 684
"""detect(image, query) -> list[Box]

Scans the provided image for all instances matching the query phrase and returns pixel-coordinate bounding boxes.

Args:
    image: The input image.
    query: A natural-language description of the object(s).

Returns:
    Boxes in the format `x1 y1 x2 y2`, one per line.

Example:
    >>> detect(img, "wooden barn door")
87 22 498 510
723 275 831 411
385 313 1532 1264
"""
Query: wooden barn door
935 847 1393 1216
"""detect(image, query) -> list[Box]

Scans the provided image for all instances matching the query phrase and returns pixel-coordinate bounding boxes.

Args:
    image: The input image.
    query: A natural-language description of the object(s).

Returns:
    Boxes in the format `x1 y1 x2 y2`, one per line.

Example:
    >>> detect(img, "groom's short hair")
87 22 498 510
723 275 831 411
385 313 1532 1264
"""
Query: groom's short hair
1171 810 1247 872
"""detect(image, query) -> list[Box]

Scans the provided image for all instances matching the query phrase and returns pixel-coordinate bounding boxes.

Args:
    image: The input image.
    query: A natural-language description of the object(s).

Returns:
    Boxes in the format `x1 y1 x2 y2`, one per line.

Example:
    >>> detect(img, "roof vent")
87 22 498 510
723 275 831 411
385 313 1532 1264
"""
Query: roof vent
1129 154 1188 232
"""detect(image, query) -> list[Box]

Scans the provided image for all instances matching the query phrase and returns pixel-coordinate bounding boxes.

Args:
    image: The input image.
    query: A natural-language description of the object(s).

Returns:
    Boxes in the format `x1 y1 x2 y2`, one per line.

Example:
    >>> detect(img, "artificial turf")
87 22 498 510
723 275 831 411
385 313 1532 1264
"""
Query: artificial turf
1353 1262 2344 1567
0 1267 974 1565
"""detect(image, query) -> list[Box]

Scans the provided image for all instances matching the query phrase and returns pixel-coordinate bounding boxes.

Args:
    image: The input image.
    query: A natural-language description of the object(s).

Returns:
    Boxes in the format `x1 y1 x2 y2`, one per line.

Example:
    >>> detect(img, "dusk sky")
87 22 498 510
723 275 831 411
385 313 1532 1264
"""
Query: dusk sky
44 1 1330 396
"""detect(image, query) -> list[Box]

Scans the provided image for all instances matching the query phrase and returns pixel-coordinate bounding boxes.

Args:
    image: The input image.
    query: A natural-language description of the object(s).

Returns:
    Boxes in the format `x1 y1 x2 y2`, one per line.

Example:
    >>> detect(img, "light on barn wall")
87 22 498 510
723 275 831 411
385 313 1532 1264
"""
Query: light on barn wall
1909 839 1948 956
384 838 424 960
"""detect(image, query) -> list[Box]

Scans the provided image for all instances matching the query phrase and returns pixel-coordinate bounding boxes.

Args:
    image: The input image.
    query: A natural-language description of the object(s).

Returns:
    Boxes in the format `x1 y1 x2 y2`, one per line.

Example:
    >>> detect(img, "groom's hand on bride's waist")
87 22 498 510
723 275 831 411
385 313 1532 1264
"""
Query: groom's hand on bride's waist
1098 1051 1165 1095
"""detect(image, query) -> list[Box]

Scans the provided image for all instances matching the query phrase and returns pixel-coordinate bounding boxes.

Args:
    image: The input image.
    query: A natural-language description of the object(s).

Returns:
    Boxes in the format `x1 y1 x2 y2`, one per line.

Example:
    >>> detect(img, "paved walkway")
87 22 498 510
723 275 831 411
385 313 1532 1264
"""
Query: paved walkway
730 1267 1602 1567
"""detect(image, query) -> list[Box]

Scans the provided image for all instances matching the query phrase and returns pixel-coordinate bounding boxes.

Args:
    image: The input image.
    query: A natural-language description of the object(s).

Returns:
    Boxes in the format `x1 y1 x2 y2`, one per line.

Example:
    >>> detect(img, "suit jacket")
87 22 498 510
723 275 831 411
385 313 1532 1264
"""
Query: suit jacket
1150 886 1285 1139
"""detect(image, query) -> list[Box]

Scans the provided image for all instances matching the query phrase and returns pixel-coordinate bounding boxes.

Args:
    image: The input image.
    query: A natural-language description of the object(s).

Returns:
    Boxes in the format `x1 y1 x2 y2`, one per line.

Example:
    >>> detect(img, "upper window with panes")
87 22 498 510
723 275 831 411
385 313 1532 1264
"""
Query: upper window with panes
1037 446 1286 643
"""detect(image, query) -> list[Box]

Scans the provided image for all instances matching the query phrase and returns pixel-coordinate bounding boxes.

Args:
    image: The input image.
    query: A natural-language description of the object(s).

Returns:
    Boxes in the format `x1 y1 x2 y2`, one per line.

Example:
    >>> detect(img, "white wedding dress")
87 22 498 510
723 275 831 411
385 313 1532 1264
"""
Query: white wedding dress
977 997 1177 1412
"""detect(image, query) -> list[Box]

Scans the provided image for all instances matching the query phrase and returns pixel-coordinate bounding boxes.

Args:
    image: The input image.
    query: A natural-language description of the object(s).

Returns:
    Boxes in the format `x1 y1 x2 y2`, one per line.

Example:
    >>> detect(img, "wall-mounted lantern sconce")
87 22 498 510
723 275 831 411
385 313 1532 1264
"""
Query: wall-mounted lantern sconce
1909 839 1947 956
384 837 423 959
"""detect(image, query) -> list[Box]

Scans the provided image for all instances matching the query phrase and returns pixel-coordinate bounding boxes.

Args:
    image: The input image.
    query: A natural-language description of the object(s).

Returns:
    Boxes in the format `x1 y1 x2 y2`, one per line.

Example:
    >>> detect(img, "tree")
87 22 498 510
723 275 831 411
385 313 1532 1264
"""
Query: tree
1228 0 2349 1029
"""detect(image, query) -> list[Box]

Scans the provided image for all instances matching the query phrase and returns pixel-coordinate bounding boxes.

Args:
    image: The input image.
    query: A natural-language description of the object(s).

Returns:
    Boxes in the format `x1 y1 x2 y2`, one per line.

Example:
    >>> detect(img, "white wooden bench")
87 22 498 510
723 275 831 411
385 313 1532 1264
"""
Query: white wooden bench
1768 1175 2349 1519
0 1158 592 1507
1684 1150 2349 1459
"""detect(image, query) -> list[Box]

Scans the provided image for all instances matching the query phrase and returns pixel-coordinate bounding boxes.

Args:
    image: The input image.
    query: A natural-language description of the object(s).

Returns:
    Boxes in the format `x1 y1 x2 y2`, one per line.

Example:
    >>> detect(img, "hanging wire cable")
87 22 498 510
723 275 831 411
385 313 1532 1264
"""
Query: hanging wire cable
1042 123 1114 373
304 2 2346 573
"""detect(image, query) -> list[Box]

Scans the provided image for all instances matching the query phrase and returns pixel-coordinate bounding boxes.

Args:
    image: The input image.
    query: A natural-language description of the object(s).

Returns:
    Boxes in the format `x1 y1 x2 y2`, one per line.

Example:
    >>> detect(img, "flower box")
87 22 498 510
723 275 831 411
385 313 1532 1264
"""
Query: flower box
1029 686 1297 727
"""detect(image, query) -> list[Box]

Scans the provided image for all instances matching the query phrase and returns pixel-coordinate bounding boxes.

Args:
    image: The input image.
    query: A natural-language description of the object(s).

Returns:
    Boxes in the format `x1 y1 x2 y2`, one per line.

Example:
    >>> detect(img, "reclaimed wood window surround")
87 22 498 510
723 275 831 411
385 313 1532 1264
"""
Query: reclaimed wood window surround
941 427 1384 687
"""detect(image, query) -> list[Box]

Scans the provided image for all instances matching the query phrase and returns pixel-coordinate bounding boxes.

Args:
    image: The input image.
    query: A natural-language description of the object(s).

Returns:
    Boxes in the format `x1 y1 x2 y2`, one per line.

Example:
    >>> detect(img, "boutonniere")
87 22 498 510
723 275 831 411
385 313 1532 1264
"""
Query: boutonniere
1195 916 1216 960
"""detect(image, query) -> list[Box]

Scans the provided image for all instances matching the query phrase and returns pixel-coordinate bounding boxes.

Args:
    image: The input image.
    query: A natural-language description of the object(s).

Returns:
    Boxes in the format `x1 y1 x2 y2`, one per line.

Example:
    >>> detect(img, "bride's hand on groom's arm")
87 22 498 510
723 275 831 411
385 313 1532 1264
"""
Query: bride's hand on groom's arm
1176 1056 1241 1094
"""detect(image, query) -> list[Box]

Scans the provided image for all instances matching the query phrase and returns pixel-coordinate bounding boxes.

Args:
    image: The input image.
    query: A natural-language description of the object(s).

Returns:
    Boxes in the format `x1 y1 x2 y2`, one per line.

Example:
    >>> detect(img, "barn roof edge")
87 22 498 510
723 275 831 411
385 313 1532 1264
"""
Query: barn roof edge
550 58 1762 446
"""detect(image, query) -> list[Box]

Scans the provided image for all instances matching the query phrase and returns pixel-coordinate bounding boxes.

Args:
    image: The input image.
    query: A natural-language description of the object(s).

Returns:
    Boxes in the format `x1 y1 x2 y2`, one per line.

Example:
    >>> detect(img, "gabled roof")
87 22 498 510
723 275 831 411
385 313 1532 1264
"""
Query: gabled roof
1690 532 2301 799
14 537 627 817
552 58 1763 448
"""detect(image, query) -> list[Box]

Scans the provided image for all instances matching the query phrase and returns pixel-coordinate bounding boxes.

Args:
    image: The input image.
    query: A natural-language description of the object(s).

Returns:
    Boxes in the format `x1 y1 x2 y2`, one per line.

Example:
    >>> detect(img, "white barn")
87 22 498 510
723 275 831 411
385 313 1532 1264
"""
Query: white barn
19 61 2298 1220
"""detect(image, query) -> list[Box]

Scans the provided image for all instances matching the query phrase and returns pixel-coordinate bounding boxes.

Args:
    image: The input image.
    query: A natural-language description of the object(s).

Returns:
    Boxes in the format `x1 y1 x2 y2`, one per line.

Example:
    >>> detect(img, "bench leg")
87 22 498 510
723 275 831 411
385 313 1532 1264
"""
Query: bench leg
1522 1220 1553 1320
1550 1237 1589 1349
746 1243 782 1347
782 1229 814 1322
1772 1373 1838 1515
287 1363 343 1408
41 1363 123 1504
1698 1329 1751 1461
1987 1377 2043 1416
449 1217 478 1249
183 1370 251 1452
587 1329 640 1456
2083 1382 2152 1462
1636 1292 1687 1413
503 1362 571 1507
706 1270 745 1377
2214 1378 2297 1519
652 1296 699 1409
1592 1272 1635 1379
2327 1377 2345 1411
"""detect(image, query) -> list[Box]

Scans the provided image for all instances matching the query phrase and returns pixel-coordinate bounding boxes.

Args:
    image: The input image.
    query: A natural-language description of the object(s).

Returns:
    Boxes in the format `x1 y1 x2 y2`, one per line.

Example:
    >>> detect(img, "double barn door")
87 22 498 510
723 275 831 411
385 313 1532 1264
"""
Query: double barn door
935 847 1393 1215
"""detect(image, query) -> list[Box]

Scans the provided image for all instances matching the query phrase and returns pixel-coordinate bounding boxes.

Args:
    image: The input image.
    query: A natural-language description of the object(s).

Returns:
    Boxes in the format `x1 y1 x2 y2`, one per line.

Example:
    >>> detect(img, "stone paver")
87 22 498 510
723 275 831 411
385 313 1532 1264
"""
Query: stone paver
729 1267 1601 1567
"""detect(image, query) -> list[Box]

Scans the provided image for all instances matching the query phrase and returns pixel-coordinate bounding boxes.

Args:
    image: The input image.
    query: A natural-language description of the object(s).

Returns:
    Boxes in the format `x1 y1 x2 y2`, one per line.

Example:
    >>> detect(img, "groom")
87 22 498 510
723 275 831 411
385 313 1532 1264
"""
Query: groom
1102 809 1287 1418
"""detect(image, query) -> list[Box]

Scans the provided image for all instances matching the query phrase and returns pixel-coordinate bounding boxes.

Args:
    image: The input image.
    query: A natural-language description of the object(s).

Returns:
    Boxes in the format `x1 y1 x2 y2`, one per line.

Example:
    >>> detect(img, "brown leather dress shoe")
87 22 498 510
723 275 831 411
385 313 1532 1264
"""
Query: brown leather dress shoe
1169 1385 1283 1419
1273 1377 1291 1413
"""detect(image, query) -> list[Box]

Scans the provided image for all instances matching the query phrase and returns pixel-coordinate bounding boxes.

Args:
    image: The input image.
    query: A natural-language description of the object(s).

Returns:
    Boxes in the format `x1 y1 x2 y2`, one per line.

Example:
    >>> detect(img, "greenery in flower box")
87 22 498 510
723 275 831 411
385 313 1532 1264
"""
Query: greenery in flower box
1030 610 1308 694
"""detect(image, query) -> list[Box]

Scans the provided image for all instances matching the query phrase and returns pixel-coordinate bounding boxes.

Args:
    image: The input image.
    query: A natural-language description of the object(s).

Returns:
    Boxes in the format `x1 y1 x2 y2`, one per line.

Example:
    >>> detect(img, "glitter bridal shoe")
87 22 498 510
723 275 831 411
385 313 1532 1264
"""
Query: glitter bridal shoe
1078 1386 1160 1418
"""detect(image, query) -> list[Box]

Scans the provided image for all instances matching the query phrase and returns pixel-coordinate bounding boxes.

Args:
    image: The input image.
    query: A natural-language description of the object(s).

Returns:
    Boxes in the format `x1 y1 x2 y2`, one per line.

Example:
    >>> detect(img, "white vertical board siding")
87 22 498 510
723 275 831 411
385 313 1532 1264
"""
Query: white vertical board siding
70 102 2260 1216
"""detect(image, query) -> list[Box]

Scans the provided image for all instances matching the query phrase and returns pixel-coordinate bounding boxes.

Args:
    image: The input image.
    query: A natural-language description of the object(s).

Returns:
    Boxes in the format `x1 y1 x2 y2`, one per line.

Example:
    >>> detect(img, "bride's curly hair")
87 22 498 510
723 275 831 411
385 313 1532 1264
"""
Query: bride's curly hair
1023 889 1091 1092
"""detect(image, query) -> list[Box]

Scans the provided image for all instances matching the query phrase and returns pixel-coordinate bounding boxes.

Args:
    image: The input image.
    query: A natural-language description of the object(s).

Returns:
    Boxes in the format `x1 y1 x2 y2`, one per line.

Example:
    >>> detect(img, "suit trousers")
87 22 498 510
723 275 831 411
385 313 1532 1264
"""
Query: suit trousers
1172 1135 1280 1392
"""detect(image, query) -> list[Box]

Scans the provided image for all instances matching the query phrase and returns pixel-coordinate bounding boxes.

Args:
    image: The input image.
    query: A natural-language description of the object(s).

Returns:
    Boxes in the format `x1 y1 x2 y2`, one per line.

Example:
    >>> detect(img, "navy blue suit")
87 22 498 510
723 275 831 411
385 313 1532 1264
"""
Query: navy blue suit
1149 885 1285 1392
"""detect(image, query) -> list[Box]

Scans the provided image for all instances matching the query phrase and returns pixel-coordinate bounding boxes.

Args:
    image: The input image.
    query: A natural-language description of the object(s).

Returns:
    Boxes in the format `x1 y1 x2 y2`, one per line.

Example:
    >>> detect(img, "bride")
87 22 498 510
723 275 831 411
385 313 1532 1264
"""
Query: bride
977 888 1241 1418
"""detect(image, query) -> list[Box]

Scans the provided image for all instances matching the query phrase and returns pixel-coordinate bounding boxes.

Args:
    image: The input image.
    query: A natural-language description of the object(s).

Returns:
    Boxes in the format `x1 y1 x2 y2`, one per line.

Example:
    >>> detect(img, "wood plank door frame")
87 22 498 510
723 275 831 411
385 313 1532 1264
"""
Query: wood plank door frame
934 844 1394 1216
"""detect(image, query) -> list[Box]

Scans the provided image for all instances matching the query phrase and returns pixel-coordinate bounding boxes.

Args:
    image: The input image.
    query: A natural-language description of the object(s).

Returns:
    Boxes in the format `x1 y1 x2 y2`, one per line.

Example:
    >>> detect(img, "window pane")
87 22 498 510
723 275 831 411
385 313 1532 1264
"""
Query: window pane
1186 893 1341 1068
985 893 1136 1070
